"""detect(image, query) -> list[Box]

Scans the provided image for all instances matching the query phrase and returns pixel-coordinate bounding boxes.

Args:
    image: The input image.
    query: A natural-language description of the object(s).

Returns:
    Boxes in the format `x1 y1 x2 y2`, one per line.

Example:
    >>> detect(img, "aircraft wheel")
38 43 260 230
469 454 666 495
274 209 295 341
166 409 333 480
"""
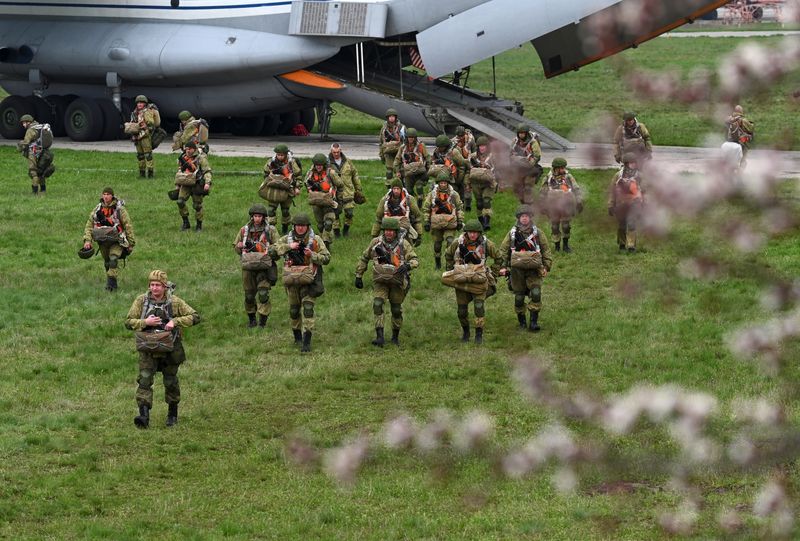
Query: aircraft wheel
96 98 123 140
300 108 316 132
278 111 301 135
261 113 280 136
65 97 104 141
0 95 35 139
229 116 265 136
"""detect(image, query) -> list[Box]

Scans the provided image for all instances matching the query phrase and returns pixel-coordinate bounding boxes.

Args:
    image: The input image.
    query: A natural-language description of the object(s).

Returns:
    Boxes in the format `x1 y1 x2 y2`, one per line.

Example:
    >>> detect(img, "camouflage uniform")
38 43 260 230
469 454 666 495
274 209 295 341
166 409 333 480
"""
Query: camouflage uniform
354 217 419 346
16 115 53 194
499 206 553 331
234 205 279 326
608 157 643 252
262 145 303 232
613 112 652 164
444 219 502 343
372 180 423 246
82 188 136 291
272 214 330 352
173 111 209 153
176 144 213 231
725 105 754 163
428 134 468 194
328 146 363 237
393 130 430 208
421 176 464 269
125 270 200 428
130 95 157 177
468 136 497 231
450 127 476 209
378 108 405 186
538 158 583 252
305 154 343 247
510 125 543 204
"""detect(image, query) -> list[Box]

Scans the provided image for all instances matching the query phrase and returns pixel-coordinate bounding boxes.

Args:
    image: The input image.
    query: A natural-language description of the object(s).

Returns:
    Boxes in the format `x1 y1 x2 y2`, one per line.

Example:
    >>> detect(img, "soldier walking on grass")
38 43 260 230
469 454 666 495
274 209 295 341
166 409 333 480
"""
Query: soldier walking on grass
608 153 644 253
422 173 463 270
451 126 475 211
725 104 754 165
125 270 200 429
305 153 343 248
82 187 135 292
261 143 302 234
468 135 497 232
379 108 405 187
234 204 279 328
172 110 210 154
499 205 552 332
538 157 583 253
175 141 212 232
510 124 543 205
17 114 54 195
271 213 330 352
130 95 157 178
372 178 423 246
393 128 430 209
328 142 364 238
354 217 418 347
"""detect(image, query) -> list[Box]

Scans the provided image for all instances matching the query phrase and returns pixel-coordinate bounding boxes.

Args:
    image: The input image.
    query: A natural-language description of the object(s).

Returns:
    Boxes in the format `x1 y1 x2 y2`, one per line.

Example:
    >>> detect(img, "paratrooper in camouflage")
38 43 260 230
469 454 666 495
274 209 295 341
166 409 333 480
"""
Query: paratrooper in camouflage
234 204 279 328
328 142 364 238
262 143 303 234
305 153 343 247
372 178 423 246
422 172 464 270
538 157 584 253
378 108 406 187
393 128 430 208
510 124 543 204
608 153 644 253
83 186 136 292
468 135 497 232
130 95 157 177
17 114 54 195
451 126 476 210
613 111 652 164
176 141 213 232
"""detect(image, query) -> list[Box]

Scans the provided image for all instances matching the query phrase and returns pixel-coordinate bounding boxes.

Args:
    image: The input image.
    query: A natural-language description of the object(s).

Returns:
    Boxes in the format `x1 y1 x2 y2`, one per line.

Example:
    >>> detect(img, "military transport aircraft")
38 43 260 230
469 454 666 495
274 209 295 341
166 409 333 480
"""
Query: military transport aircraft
0 0 726 146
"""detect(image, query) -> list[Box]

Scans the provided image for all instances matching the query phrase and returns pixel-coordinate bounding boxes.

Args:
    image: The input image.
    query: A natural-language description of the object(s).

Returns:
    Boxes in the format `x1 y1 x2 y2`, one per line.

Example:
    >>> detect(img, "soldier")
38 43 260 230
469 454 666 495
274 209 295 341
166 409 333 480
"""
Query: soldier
262 143 302 234
468 135 497 232
271 213 330 352
130 95 157 178
82 187 136 291
499 205 553 332
510 123 543 204
725 105 754 164
372 178 423 247
451 126 475 210
393 127 430 208
125 270 200 428
539 157 584 253
613 111 652 164
422 173 464 270
378 108 405 186
354 217 418 347
17 114 54 195
444 219 502 344
328 142 363 238
175 141 212 231
608 153 644 253
305 153 343 248
172 110 209 153
234 204 279 328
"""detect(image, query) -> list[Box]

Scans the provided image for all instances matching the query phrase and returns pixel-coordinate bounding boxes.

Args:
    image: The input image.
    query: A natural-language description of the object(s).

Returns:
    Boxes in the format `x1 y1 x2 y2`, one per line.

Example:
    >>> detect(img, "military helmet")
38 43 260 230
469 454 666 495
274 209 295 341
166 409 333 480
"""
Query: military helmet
385 108 398 118
515 123 530 133
19 114 34 123
148 269 168 285
455 126 466 136
78 246 94 259
312 153 327 166
184 141 198 150
292 213 311 226
476 135 489 146
436 172 452 184
463 219 483 233
435 134 451 148
178 110 192 121
102 186 114 196
249 204 268 217
135 95 148 103
551 157 567 168
622 152 639 164
515 204 534 218
381 217 401 231
734 105 744 114
406 127 418 138
623 111 636 121
273 143 289 154
390 178 404 189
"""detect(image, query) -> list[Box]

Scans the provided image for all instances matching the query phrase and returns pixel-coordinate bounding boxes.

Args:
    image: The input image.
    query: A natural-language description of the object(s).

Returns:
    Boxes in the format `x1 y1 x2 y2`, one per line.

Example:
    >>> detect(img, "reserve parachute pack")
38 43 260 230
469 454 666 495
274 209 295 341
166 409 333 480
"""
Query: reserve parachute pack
33 122 53 149
148 103 168 149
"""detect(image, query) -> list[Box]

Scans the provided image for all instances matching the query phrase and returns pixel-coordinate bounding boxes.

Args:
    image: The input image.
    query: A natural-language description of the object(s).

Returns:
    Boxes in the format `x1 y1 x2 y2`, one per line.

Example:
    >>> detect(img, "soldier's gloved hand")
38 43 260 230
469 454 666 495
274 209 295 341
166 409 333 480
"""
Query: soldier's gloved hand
607 207 614 217
354 276 364 289
396 263 411 275
424 223 431 232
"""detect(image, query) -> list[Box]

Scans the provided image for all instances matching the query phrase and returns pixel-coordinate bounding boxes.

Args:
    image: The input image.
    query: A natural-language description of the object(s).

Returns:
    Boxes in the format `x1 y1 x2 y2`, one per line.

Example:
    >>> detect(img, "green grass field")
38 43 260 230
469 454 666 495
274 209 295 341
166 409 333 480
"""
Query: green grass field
1 147 798 539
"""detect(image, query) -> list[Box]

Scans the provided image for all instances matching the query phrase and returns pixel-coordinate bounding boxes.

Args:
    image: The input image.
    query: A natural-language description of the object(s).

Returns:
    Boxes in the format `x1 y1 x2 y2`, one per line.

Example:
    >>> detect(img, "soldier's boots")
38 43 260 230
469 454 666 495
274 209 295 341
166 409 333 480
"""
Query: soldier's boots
147 169 154 178
627 247 636 254
139 170 146 178
258 314 268 328
391 328 400 346
166 403 178 427
517 313 527 329
562 238 572 253
475 327 483 344
435 257 442 270
619 244 625 251
39 182 46 194
134 404 150 429
554 241 561 252
301 331 312 353
372 327 385 347
195 220 203 232
529 311 540 332
281 224 289 235
293 329 303 345
461 326 470 343
247 313 257 328
31 185 39 195
181 217 191 231
334 228 341 238
343 224 350 237
106 276 118 292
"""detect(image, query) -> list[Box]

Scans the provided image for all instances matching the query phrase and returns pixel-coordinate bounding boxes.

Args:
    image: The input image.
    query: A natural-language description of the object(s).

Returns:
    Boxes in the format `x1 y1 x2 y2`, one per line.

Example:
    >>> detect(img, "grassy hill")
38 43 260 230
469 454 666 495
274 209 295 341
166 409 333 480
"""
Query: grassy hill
1 147 797 539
